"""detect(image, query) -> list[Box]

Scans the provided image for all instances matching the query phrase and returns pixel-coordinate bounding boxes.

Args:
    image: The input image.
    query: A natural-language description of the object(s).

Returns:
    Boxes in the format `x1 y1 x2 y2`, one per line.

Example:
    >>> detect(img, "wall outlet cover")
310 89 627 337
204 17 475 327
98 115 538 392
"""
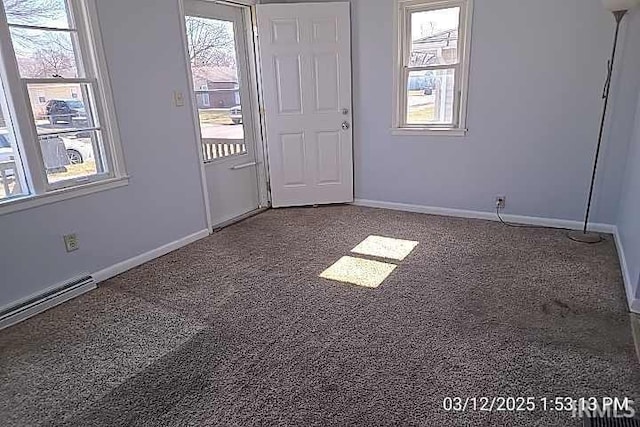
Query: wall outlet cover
63 234 79 252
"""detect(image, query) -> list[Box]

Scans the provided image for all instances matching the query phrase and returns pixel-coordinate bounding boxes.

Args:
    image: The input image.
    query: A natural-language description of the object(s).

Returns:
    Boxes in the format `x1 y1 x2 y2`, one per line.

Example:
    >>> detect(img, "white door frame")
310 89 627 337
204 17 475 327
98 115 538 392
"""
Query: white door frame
178 0 270 233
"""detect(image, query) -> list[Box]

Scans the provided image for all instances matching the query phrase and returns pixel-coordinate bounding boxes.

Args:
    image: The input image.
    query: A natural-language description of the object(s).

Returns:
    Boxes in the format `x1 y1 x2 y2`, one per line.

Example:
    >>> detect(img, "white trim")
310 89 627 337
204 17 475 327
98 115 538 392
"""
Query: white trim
354 198 640 312
353 199 616 233
93 229 209 283
6 23 78 32
0 0 128 207
218 0 255 5
0 176 129 216
177 0 213 233
391 127 467 136
613 227 640 314
244 5 270 208
392 0 473 133
0 276 96 330
80 0 129 183
0 229 209 330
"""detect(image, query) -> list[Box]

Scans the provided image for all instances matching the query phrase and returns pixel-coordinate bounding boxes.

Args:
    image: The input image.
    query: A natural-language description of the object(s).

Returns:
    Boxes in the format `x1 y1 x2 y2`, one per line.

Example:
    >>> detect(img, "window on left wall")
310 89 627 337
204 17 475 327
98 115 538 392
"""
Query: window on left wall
0 0 126 211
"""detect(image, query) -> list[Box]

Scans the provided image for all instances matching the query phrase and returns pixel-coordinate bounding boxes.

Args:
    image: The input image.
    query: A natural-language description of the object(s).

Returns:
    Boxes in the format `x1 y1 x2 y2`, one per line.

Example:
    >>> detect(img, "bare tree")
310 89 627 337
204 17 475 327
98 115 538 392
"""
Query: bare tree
14 31 75 77
3 0 65 26
33 48 74 77
3 0 76 77
186 16 236 67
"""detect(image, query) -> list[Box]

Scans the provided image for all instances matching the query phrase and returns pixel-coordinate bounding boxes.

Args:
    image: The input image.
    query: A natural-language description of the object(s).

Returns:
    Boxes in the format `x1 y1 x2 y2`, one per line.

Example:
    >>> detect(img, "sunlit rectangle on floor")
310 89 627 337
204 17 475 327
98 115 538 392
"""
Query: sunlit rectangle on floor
319 256 397 288
351 235 418 261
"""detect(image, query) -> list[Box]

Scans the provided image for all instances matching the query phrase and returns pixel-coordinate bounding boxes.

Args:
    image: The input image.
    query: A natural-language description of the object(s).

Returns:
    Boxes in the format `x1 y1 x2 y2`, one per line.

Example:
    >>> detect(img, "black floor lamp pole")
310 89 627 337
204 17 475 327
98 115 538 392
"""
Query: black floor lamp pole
569 10 627 243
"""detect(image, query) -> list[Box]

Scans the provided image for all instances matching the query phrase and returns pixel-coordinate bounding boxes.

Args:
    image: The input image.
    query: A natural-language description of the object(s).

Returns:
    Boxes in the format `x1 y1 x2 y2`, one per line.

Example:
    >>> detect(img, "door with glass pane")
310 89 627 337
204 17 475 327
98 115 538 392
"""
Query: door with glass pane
184 0 261 228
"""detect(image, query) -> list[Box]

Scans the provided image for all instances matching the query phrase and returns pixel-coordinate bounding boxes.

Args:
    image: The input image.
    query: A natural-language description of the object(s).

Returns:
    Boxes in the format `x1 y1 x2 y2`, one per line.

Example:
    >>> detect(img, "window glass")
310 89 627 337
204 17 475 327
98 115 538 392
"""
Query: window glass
185 15 247 162
406 69 455 125
410 7 460 67
9 28 80 78
0 0 119 192
45 130 107 184
27 82 97 134
396 1 470 130
0 80 28 200
2 0 72 29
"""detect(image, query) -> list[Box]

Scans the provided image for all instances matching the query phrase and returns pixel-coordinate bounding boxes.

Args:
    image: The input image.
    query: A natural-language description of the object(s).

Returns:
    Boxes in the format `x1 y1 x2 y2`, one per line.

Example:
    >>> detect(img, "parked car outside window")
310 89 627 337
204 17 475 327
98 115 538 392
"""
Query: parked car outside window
45 99 87 125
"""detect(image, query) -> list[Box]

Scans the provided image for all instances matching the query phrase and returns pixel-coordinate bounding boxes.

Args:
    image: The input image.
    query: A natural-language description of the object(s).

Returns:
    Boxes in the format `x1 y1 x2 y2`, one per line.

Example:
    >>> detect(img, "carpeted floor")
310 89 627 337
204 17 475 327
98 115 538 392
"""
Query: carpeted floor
1 205 638 426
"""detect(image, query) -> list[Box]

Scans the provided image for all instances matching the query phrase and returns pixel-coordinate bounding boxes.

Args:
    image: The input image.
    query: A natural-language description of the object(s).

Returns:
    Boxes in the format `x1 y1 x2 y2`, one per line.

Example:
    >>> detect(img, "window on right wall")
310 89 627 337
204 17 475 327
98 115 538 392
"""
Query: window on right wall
393 0 473 136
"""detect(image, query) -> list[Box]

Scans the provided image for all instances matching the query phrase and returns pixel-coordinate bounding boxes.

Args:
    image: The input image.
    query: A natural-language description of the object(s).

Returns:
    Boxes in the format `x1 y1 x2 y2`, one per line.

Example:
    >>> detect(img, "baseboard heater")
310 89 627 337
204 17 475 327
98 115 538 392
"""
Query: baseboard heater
0 276 96 331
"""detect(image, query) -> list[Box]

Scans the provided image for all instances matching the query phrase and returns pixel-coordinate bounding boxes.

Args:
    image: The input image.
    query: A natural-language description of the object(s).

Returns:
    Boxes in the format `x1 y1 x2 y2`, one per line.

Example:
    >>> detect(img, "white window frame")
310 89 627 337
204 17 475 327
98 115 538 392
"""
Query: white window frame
0 0 127 216
392 0 473 136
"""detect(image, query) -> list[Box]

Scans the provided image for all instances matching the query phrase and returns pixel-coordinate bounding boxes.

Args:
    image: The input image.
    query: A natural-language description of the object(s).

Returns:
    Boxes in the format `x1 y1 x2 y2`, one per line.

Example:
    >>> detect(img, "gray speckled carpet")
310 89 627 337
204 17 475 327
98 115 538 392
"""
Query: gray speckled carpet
1 205 638 426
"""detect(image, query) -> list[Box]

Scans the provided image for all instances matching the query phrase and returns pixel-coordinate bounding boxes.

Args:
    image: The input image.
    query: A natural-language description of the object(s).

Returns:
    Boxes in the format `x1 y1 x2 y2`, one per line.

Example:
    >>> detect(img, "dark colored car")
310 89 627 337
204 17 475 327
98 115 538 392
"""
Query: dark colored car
45 99 86 125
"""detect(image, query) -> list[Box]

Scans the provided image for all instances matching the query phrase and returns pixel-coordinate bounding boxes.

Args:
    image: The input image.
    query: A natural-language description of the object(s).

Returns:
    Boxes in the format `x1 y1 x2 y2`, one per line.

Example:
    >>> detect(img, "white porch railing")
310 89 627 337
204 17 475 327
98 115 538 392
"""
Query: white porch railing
202 138 247 162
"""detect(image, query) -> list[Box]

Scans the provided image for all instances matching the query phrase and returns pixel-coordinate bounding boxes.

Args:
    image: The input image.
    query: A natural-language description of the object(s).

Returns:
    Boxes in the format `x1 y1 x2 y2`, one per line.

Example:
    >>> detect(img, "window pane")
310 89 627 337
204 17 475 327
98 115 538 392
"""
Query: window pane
185 15 246 162
10 27 79 78
27 83 97 134
410 7 460 67
0 81 29 201
407 69 456 125
3 0 72 29
45 130 108 184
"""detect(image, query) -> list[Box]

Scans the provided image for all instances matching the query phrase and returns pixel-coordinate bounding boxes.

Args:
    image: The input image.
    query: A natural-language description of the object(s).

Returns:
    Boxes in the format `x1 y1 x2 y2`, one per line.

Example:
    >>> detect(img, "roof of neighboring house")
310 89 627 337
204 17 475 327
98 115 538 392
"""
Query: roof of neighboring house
413 28 458 45
191 66 238 83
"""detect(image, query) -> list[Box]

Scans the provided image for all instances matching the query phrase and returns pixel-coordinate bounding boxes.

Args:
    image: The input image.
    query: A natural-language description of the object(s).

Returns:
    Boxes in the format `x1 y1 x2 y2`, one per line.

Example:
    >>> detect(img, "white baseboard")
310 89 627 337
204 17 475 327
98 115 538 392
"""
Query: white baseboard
353 199 616 233
93 229 209 283
353 199 639 312
613 228 640 314
0 229 209 331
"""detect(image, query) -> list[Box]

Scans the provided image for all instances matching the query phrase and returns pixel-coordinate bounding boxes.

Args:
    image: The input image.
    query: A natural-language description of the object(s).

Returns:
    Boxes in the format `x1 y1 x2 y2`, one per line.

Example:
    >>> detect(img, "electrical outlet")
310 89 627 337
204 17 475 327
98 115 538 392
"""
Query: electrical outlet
63 234 79 252
173 91 185 107
495 195 506 209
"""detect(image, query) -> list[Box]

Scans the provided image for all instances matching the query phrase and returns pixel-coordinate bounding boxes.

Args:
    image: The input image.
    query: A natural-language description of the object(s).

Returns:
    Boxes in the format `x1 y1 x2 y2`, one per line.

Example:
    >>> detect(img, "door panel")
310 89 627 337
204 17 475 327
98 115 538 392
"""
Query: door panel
257 2 353 208
272 20 300 44
274 56 303 114
184 0 261 227
316 131 341 185
314 53 340 112
281 133 306 187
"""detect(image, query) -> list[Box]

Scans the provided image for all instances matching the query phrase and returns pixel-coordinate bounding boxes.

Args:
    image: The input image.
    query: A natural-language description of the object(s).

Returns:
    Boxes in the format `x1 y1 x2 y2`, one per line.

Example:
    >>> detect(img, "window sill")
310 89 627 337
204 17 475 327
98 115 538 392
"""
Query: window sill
0 176 130 216
391 128 468 137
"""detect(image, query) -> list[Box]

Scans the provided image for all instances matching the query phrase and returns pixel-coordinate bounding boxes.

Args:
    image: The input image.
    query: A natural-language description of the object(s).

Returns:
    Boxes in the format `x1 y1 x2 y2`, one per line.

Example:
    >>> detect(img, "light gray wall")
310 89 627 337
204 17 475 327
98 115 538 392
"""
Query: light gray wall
0 0 208 308
263 0 640 224
617 88 640 301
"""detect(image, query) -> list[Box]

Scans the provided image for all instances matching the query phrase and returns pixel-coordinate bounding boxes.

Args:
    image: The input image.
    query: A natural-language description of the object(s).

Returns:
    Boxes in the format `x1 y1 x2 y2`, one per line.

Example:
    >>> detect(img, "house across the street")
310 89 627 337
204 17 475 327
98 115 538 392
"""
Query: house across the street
191 66 240 109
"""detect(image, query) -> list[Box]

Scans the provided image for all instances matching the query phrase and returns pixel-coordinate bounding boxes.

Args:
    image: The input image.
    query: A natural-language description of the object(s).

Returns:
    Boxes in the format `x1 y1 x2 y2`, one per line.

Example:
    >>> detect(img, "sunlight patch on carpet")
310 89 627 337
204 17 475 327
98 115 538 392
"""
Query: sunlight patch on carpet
351 235 418 261
319 256 397 288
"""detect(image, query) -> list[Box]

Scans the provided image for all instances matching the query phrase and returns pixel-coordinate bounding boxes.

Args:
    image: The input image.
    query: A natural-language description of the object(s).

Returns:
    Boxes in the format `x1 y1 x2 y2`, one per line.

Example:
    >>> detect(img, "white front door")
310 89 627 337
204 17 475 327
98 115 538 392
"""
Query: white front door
257 2 353 208
184 0 263 227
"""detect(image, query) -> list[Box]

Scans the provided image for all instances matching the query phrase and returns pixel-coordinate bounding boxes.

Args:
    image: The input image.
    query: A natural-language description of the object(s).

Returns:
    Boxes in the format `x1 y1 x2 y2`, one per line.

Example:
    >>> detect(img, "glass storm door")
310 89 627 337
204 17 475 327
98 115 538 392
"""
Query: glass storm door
184 0 261 227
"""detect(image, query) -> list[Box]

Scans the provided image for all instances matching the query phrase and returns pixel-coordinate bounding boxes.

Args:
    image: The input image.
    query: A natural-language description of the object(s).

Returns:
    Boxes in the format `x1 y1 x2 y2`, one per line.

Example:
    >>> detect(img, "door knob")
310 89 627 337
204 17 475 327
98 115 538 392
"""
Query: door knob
341 121 350 130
